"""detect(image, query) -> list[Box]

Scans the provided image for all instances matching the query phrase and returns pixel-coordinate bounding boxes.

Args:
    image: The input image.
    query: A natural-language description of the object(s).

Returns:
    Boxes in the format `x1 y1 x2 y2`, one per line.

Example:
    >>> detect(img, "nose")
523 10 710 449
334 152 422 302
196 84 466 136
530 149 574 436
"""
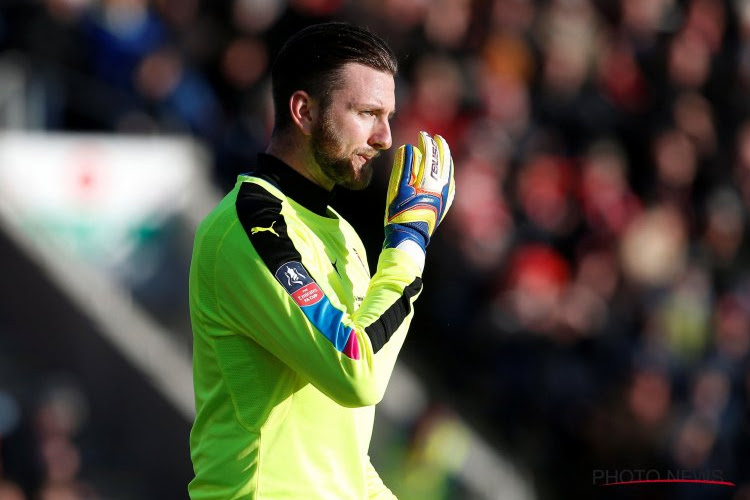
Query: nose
369 117 392 151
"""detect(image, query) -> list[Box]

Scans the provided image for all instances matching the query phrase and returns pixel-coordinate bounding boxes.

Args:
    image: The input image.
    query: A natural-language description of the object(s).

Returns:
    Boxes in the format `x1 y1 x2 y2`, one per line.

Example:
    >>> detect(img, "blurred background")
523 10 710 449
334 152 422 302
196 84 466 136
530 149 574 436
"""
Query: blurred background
1 0 750 499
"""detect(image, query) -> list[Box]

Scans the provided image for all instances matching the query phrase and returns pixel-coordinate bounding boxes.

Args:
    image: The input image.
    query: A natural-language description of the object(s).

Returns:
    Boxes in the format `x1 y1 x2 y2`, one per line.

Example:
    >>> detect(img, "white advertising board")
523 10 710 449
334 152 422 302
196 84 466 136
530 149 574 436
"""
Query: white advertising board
0 132 211 279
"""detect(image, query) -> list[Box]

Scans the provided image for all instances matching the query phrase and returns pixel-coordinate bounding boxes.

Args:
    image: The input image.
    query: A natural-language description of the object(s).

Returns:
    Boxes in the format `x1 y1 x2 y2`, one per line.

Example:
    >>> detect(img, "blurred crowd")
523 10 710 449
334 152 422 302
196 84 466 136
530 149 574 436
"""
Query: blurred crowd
0 338 103 500
3 0 750 498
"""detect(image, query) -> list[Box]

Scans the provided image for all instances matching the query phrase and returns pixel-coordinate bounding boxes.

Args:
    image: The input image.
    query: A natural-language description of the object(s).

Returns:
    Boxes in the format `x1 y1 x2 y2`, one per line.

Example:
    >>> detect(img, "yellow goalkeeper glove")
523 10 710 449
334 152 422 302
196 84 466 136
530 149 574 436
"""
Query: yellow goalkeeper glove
383 131 456 269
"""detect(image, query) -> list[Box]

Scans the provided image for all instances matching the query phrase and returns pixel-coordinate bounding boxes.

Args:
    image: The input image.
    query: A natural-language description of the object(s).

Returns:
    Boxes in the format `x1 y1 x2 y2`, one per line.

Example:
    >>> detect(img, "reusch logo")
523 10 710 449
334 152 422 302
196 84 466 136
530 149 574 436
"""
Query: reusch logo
430 143 439 179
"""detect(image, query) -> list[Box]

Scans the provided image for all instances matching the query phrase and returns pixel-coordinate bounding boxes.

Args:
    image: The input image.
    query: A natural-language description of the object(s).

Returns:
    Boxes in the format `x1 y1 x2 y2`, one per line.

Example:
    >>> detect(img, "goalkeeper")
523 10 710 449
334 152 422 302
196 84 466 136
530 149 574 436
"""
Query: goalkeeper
188 22 455 500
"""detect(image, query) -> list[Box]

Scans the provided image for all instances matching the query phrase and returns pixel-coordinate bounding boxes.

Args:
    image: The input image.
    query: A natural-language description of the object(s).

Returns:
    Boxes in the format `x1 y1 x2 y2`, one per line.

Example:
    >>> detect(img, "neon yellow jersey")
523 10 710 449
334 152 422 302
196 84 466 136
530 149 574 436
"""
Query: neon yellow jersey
188 155 422 499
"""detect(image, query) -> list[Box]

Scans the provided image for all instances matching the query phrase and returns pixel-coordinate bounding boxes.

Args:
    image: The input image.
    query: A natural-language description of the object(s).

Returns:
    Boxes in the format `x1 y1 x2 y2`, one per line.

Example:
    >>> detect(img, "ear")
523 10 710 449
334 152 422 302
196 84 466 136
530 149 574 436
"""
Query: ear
289 90 317 136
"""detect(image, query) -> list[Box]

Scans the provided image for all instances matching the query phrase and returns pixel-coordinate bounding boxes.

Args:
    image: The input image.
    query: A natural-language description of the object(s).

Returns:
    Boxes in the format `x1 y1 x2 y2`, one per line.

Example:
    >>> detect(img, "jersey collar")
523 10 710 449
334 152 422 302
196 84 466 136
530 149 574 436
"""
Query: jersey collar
247 153 335 217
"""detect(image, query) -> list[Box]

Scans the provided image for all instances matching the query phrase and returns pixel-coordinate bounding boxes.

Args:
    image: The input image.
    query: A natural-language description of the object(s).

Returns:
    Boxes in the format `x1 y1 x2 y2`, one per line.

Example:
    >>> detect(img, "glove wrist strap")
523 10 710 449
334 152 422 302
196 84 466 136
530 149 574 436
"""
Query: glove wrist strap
384 225 427 272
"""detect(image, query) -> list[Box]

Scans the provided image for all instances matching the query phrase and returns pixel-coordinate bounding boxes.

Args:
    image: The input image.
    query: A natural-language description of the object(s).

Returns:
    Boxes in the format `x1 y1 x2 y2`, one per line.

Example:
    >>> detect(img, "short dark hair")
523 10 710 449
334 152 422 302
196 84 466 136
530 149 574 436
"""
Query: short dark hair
270 22 398 132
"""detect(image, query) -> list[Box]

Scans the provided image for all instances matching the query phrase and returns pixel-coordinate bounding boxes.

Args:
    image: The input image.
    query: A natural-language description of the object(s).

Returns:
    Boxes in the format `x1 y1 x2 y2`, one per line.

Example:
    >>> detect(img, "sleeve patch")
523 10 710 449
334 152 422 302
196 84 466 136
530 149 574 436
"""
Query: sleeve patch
275 261 323 307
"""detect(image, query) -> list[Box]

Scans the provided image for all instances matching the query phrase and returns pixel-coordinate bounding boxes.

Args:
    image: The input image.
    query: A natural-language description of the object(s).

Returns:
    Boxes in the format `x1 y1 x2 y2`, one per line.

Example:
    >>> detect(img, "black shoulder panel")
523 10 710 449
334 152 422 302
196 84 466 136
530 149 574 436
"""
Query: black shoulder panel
236 181 302 272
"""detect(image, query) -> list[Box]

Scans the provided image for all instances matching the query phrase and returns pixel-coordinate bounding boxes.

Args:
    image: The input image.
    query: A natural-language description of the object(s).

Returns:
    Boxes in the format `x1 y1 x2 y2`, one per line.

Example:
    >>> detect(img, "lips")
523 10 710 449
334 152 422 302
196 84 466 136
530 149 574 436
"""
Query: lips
357 150 378 162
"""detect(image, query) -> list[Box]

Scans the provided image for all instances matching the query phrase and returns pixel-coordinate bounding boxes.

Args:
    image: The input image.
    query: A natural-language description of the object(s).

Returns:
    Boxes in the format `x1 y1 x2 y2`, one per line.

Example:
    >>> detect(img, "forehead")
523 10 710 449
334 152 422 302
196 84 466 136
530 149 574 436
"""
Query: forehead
331 62 395 109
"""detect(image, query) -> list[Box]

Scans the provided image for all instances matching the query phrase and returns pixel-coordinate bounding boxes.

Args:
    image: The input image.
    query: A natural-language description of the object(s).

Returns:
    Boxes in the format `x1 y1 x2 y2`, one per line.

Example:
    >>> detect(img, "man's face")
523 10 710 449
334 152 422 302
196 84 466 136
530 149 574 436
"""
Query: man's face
310 63 395 190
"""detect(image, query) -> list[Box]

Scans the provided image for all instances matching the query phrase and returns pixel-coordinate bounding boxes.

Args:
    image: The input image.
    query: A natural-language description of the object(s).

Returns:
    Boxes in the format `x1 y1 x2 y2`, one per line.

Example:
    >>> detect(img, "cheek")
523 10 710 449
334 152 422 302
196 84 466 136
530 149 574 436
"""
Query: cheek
322 111 371 153
334 121 366 153
351 118 376 146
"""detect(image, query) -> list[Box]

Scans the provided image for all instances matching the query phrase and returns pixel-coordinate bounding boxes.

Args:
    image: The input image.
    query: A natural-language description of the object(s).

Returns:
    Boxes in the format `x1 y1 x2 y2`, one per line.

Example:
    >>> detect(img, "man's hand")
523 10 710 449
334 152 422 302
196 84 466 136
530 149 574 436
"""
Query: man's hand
383 131 455 269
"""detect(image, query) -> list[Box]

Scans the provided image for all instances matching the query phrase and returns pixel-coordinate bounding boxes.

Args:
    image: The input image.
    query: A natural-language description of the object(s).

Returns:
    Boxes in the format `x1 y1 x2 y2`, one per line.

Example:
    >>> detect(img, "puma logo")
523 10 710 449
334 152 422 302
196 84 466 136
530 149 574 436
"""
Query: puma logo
251 221 279 237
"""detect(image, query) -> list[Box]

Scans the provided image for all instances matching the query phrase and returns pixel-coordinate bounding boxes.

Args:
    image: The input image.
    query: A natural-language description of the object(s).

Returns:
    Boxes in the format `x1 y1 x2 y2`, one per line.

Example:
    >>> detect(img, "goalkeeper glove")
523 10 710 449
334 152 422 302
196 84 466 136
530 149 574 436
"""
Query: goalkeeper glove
384 131 456 270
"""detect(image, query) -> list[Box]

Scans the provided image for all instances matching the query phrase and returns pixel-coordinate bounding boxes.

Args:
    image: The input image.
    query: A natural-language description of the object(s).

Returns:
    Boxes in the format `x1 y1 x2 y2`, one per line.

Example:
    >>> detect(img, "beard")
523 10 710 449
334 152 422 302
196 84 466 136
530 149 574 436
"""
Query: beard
310 111 377 191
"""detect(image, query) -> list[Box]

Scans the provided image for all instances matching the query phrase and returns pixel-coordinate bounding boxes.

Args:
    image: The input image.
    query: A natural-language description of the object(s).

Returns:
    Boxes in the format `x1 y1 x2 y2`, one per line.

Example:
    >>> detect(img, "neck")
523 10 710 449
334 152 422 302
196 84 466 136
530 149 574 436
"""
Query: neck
266 134 334 192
